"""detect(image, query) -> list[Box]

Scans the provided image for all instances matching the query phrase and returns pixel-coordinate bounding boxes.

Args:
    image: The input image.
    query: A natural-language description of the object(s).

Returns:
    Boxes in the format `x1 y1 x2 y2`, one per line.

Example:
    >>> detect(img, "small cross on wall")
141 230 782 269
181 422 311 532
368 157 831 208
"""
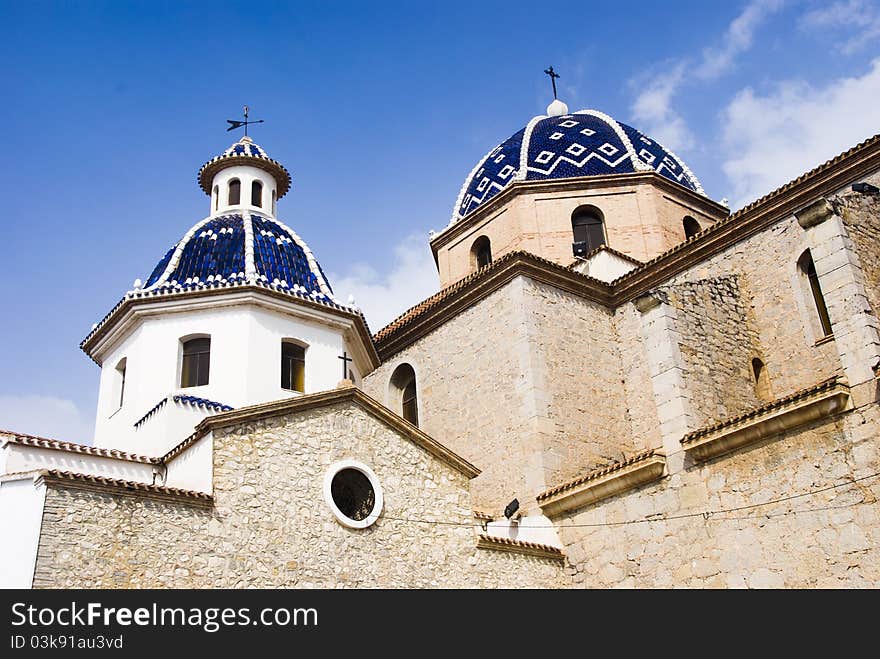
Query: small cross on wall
338 351 354 380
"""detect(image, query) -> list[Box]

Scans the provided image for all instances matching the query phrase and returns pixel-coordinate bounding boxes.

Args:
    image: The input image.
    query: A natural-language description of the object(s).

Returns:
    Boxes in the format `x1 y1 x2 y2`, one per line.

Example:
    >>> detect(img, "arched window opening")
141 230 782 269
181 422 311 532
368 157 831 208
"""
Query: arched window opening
271 189 277 215
115 358 127 409
228 179 241 206
281 341 306 392
471 236 492 270
751 357 772 401
251 180 263 208
390 363 419 427
181 337 210 388
683 216 701 240
798 250 833 338
213 185 219 211
571 206 606 254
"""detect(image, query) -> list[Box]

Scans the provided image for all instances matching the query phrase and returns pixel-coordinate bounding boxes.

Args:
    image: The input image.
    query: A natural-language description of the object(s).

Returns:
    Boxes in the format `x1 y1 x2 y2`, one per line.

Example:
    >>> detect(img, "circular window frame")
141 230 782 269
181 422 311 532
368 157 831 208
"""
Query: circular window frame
323 459 384 529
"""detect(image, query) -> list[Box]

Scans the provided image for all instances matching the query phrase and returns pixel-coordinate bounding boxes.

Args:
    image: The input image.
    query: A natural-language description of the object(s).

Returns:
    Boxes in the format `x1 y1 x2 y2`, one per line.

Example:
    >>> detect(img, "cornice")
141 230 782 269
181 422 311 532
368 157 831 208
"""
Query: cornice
475 534 566 562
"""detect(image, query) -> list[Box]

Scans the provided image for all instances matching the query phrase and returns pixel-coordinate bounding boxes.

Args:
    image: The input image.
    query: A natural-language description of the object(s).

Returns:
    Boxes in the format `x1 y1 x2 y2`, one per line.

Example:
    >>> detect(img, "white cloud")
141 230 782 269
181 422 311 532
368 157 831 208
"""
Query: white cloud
629 1 783 152
800 0 880 54
721 58 880 207
0 395 95 445
697 0 785 79
331 234 440 332
631 63 694 151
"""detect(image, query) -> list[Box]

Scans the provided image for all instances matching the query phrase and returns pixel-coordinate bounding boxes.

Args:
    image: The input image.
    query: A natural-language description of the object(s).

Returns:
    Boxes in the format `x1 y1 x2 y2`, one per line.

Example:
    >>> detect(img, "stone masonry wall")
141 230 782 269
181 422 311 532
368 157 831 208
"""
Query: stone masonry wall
33 401 564 588
558 405 880 587
522 279 636 487
835 190 880 321
665 215 841 407
365 277 549 512
661 275 763 427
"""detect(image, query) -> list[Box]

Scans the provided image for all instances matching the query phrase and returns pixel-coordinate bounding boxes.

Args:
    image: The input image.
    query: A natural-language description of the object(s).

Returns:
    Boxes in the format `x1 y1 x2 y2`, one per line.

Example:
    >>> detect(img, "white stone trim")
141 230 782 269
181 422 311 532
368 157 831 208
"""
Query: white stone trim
141 215 215 292
264 215 343 305
322 459 384 529
242 212 256 282
574 110 652 173
516 114 548 182
448 141 503 226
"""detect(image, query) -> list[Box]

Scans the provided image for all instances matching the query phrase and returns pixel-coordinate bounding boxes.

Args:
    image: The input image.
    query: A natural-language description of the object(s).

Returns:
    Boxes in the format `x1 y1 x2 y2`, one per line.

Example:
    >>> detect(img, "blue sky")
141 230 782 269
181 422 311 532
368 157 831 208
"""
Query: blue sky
2 0 879 442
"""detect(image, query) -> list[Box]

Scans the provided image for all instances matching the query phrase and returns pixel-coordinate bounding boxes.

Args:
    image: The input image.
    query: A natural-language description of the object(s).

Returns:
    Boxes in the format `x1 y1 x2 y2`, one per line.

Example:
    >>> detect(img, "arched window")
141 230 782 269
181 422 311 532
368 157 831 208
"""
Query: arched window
751 357 772 401
251 180 263 208
181 337 210 388
683 216 701 240
281 341 306 392
115 358 127 409
390 363 418 427
571 206 606 253
471 236 492 270
798 250 833 338
271 189 276 215
228 179 241 206
213 186 219 211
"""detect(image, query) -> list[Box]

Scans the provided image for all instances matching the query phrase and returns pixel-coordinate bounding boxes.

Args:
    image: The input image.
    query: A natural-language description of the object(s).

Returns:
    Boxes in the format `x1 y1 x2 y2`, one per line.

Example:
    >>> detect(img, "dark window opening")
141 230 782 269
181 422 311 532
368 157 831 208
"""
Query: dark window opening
331 468 375 521
752 357 771 400
472 236 492 270
391 363 419 427
281 342 305 392
251 180 263 208
683 216 701 240
402 380 418 426
213 186 219 211
181 337 210 388
800 250 833 337
572 206 606 252
228 179 241 206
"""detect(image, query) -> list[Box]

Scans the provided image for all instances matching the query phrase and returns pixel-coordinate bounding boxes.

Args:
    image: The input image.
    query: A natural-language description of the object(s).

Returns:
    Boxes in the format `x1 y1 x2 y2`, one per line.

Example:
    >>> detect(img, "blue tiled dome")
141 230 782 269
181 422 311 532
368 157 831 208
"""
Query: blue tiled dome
198 136 292 198
451 109 704 223
141 212 339 304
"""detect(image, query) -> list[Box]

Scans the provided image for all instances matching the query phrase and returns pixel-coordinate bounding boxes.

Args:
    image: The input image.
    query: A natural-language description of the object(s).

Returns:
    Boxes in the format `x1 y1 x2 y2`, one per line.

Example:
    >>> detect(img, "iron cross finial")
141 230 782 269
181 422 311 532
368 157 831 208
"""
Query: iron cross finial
544 66 560 100
226 105 265 137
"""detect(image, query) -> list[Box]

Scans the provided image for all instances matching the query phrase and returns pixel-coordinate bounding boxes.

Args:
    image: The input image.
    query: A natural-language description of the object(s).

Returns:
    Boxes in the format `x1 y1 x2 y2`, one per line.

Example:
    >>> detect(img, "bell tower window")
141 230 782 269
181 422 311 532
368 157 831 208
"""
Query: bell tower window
572 206 606 254
180 337 211 388
281 341 306 393
471 236 492 270
228 179 241 206
683 216 701 240
213 185 219 211
252 180 263 208
390 363 419 427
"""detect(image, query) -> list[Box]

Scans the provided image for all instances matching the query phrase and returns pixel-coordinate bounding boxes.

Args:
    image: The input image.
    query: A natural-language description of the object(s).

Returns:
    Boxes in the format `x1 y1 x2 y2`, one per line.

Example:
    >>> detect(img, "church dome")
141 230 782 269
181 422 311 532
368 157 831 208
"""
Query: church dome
198 136 292 199
451 109 704 223
140 212 340 305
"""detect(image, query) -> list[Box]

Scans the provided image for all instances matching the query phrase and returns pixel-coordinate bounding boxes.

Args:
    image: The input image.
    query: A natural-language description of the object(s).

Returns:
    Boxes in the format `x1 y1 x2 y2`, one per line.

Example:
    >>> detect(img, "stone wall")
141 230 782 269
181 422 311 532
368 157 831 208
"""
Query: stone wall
557 405 880 587
835 190 880 321
664 215 841 407
32 401 564 588
661 275 763 427
523 280 635 485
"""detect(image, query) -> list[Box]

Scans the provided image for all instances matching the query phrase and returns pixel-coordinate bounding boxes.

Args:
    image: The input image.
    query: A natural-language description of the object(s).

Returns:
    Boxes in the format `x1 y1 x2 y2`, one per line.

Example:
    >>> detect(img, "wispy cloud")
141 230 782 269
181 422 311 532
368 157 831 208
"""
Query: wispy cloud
330 234 440 333
697 0 786 79
721 57 880 207
0 395 95 445
800 0 880 54
629 0 784 152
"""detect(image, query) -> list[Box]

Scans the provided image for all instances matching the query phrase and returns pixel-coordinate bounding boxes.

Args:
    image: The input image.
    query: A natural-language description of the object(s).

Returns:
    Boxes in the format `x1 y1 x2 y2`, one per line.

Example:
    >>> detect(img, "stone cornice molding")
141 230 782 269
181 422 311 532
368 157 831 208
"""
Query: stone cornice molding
190 385 481 479
475 534 566 562
81 285 379 370
681 377 851 462
536 450 666 518
36 469 213 505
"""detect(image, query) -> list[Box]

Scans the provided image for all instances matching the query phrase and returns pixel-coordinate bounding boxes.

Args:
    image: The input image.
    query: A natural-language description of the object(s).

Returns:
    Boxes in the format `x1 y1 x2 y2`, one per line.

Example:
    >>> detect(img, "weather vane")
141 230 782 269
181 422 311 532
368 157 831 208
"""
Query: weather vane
544 66 560 100
226 105 264 137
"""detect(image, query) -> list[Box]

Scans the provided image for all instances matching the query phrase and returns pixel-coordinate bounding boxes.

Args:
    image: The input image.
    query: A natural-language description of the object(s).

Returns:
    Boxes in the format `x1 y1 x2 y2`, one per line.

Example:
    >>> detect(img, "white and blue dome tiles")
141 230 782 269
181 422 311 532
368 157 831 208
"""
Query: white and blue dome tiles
141 213 343 307
451 110 704 224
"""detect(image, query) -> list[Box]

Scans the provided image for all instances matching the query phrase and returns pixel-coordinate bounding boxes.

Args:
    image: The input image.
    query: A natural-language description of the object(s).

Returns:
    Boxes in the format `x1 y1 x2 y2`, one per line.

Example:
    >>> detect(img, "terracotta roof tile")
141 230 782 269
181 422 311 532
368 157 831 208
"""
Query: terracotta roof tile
681 376 844 444
39 469 211 500
537 449 657 501
476 534 565 560
1 429 159 464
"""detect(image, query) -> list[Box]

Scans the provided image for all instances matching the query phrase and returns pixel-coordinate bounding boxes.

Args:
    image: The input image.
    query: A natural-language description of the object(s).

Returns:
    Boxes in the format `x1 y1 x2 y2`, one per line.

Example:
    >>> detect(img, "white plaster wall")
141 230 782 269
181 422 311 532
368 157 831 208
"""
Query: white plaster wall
573 250 638 283
94 301 362 454
210 165 277 217
164 433 213 494
2 444 155 483
0 476 46 588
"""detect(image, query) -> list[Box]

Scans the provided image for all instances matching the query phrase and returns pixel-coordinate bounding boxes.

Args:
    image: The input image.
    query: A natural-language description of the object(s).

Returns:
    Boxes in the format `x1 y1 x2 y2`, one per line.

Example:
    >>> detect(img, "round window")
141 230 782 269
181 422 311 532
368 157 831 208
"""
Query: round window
323 460 384 528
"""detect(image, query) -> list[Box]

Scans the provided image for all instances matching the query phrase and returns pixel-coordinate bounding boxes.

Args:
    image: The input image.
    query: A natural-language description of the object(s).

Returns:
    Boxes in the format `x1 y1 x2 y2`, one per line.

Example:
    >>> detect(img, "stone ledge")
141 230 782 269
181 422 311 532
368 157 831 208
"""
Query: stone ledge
536 450 666 518
476 534 565 562
36 469 213 505
681 377 851 462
